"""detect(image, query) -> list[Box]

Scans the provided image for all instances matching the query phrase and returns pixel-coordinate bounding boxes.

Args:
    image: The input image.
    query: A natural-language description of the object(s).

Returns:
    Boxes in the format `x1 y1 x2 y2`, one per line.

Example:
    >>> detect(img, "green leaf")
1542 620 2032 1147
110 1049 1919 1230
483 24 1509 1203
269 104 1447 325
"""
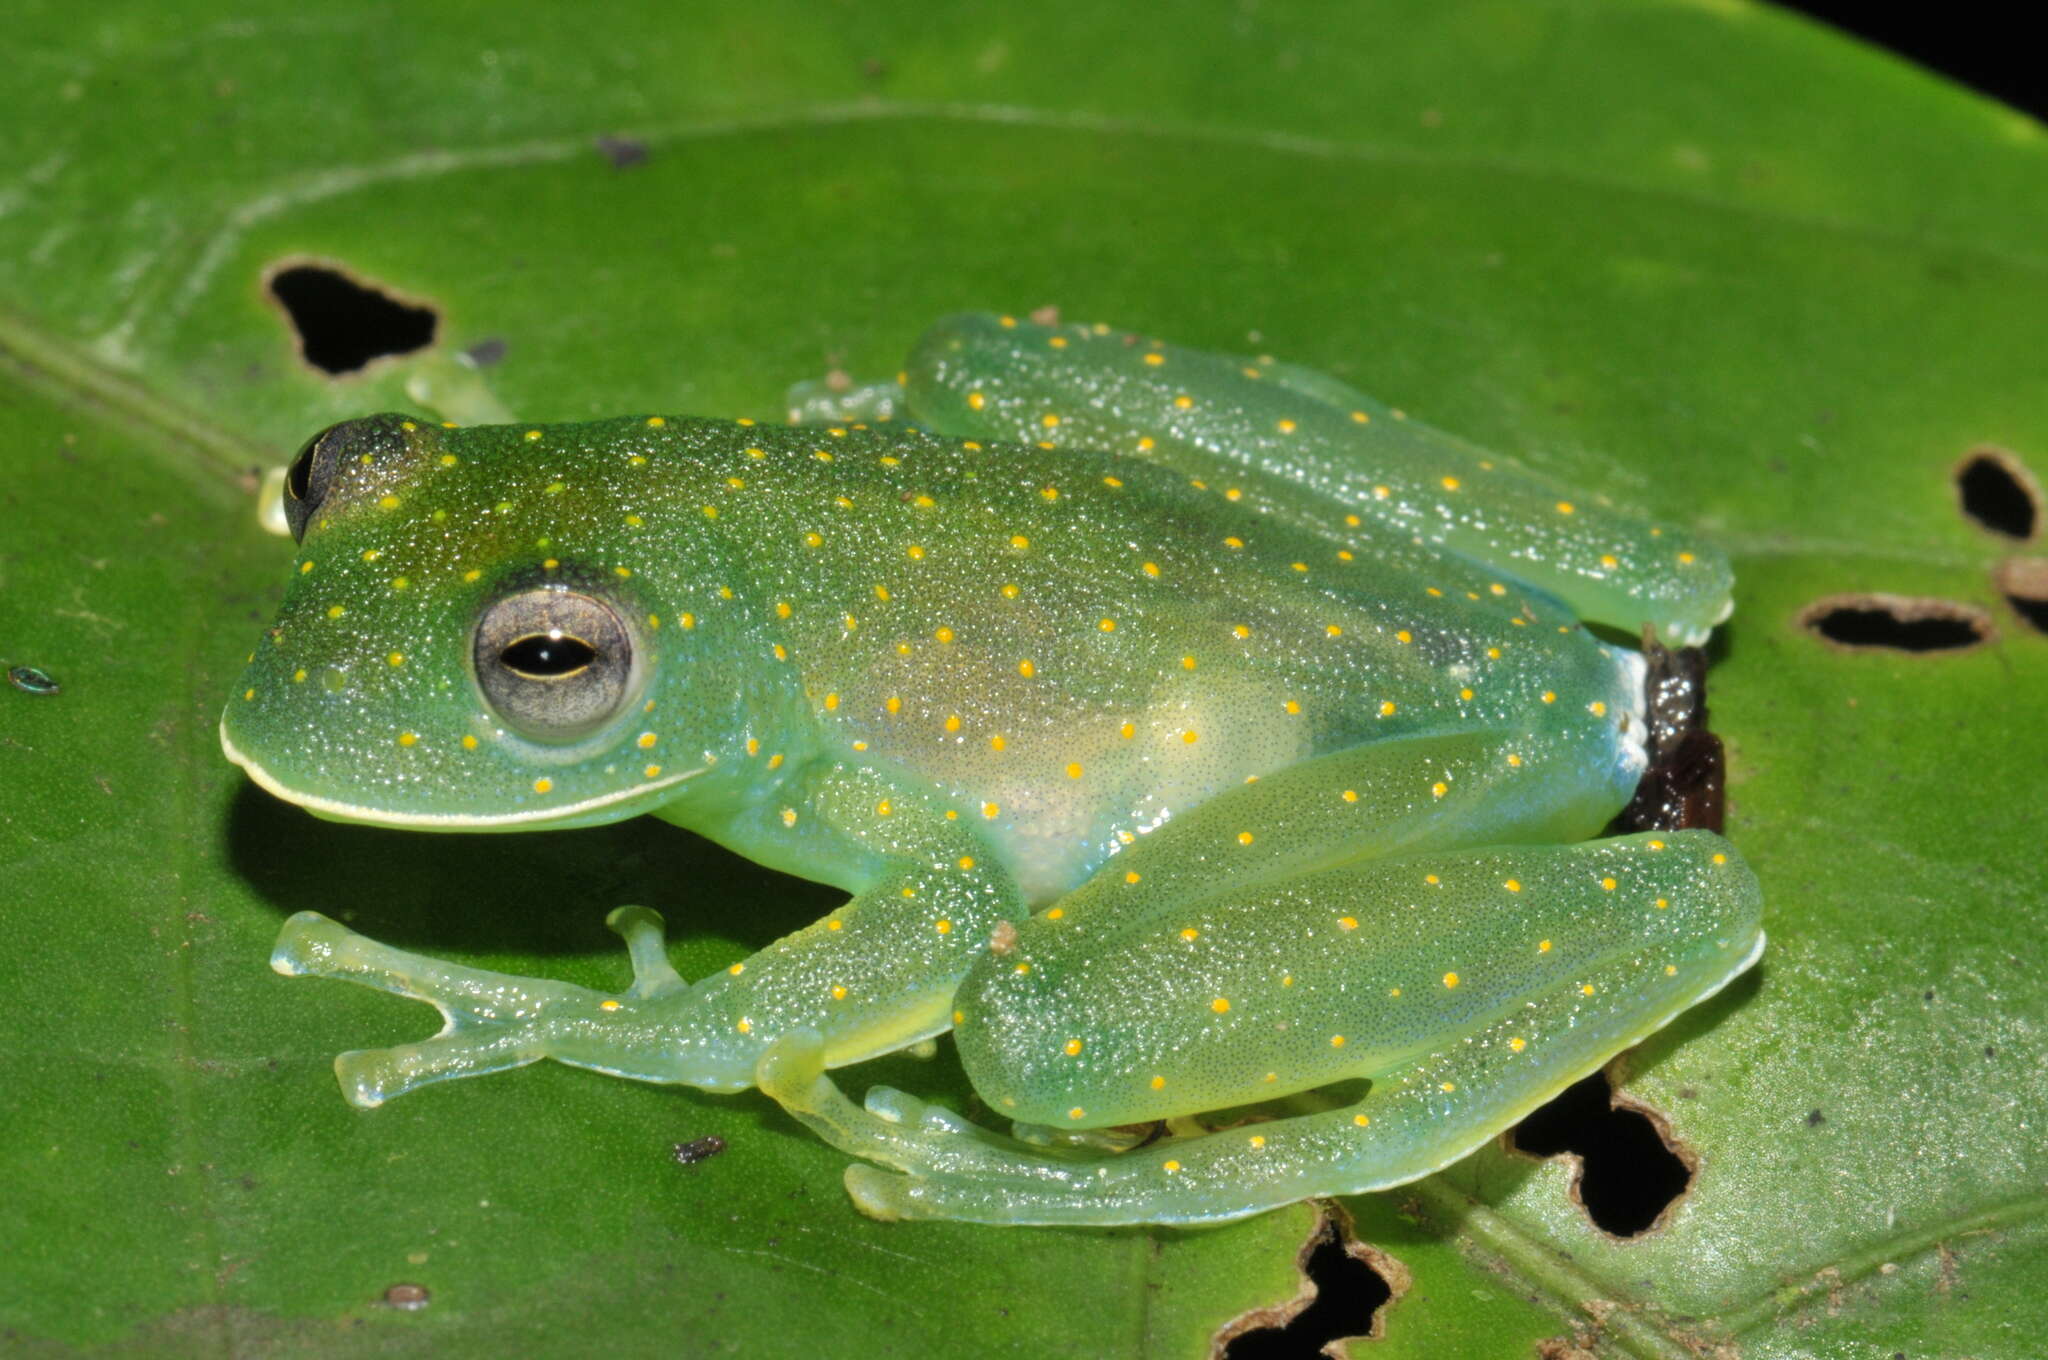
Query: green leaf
3 2 2043 1356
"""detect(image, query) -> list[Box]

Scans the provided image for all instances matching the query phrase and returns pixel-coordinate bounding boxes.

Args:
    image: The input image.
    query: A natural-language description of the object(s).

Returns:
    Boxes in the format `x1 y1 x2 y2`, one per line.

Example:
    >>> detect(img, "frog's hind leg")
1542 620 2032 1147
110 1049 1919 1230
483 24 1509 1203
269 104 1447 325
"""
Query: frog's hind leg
272 906 701 1107
762 830 1763 1226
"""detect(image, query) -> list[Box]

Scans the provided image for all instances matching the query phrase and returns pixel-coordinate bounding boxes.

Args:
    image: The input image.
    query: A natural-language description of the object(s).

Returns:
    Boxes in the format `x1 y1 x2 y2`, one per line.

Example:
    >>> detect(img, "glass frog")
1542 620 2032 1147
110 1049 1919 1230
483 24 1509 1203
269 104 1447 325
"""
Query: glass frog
223 313 1762 1227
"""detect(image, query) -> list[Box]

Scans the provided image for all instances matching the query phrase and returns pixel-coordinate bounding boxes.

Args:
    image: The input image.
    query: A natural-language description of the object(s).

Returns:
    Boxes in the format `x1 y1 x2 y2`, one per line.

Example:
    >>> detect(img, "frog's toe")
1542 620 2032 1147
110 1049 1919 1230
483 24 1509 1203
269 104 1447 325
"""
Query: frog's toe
843 1164 913 1222
605 905 688 998
270 910 358 979
861 1085 967 1133
332 1028 547 1109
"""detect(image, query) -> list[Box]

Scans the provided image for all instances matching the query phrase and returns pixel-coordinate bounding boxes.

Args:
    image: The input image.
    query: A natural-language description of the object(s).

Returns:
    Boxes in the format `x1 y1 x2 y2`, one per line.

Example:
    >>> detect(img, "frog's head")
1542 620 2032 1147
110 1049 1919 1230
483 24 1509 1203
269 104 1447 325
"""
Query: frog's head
222 414 768 830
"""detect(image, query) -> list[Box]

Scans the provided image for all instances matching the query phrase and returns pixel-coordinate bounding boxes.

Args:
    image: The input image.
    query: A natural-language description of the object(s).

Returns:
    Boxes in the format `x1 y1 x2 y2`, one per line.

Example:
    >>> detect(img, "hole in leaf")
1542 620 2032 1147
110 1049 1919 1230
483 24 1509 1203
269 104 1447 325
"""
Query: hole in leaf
1217 1203 1403 1358
267 262 437 376
1955 447 2039 540
1995 558 2048 636
1798 593 1994 653
1509 1072 1692 1238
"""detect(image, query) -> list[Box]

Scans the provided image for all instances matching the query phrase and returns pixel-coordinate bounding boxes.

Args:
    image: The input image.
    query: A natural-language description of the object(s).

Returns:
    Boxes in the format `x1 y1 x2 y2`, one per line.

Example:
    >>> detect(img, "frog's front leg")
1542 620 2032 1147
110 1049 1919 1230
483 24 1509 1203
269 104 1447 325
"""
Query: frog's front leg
274 905 694 1105
762 830 1762 1226
273 761 1026 1106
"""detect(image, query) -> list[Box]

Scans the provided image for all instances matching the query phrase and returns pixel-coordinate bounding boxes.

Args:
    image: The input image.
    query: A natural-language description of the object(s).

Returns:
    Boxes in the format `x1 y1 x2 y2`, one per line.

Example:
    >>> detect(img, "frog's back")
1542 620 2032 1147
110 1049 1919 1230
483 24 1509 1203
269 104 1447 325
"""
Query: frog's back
615 419 1639 898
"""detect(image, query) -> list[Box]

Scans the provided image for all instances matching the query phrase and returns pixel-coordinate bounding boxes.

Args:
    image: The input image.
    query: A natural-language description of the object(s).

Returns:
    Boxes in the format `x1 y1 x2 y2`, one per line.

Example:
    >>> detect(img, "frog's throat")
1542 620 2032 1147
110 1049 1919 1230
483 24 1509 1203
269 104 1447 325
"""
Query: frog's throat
218 719 711 830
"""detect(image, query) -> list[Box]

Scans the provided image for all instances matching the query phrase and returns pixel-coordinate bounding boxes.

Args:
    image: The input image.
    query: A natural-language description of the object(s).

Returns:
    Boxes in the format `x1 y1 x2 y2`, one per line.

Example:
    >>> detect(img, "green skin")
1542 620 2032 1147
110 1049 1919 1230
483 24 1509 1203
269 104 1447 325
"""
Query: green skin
223 313 1762 1227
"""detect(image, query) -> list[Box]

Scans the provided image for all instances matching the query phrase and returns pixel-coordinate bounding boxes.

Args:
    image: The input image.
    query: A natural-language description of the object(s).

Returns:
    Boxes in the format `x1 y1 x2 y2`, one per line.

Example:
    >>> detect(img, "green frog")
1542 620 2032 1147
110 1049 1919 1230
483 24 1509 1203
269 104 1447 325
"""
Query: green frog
223 313 1761 1225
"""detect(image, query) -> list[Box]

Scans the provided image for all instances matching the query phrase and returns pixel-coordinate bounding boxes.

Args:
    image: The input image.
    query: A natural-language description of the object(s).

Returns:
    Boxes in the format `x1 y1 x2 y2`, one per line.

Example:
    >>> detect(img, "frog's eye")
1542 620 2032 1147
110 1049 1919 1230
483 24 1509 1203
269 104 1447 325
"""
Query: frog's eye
283 422 353 542
281 415 415 543
473 587 635 741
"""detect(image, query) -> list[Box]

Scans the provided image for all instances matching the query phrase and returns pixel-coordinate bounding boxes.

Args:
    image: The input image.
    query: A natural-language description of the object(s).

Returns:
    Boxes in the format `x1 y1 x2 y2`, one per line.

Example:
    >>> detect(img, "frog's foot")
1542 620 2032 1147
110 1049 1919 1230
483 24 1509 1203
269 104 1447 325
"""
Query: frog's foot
758 1026 1379 1226
757 1031 1108 1193
272 907 718 1107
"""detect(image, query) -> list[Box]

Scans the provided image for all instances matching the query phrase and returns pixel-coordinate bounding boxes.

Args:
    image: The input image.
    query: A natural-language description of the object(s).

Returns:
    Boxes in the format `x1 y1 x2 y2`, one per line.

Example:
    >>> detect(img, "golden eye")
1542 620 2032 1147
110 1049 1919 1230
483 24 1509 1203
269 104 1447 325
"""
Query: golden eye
473 585 637 741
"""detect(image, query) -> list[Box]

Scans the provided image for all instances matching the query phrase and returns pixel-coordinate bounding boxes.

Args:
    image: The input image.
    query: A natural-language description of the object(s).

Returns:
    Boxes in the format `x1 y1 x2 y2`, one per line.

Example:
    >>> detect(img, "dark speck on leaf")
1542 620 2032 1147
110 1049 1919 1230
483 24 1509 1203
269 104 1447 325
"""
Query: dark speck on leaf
595 135 648 169
463 337 507 368
1806 1109 1825 1127
672 1135 728 1165
381 1283 430 1311
8 665 59 695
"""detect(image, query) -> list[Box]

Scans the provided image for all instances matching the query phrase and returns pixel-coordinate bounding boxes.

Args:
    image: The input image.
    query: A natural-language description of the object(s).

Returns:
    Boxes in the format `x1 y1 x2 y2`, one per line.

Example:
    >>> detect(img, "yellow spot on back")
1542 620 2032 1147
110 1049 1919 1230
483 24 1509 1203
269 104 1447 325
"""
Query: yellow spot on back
1237 831 1254 846
1601 876 1617 891
1210 997 1230 1013
1540 939 1552 953
533 778 553 794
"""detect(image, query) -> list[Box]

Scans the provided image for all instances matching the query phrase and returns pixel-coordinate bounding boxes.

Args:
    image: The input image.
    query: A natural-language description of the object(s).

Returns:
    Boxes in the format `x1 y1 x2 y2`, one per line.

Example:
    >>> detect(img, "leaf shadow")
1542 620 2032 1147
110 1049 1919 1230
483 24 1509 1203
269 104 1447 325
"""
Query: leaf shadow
222 780 840 963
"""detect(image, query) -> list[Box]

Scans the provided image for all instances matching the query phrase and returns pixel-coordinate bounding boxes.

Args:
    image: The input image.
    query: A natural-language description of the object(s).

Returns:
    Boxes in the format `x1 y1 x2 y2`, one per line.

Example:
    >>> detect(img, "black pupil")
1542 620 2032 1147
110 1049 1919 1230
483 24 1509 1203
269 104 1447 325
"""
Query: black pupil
286 438 318 500
501 632 598 677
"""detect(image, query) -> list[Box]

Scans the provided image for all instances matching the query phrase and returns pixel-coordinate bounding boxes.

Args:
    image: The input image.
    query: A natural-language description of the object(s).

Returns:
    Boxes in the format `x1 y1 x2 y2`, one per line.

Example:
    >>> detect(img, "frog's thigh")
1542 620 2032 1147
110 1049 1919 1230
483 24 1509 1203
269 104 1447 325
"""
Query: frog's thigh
1059 723 1635 914
948 726 1639 1122
845 830 1762 1225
